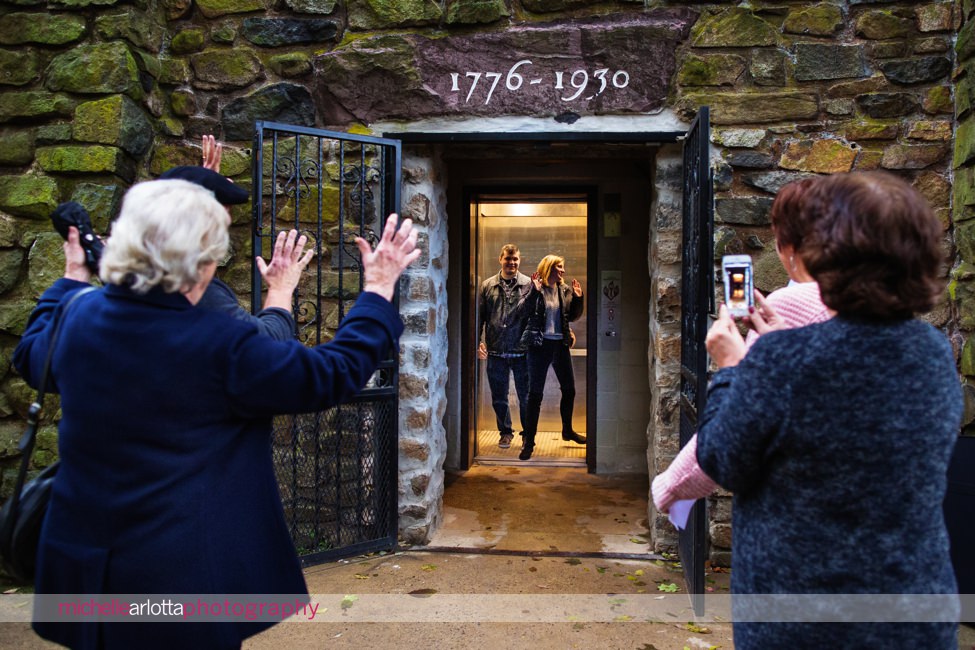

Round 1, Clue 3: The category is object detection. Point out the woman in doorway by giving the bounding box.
[518,254,585,461]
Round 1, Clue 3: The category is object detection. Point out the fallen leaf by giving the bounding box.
[657,583,679,593]
[353,574,370,580]
[684,622,712,634]
[629,538,645,544]
[340,595,358,610]
[421,564,437,572]
[613,615,634,622]
[408,588,437,597]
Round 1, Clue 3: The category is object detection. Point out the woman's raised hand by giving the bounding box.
[571,278,582,297]
[357,213,422,302]
[201,135,222,172]
[530,272,542,291]
[706,304,747,369]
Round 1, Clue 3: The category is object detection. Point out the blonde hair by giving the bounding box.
[536,254,564,285]
[100,179,230,294]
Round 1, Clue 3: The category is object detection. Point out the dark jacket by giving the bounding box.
[521,282,584,347]
[696,317,961,649]
[198,277,295,341]
[477,272,533,355]
[13,278,402,650]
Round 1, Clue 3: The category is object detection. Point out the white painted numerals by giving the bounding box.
[450,59,629,105]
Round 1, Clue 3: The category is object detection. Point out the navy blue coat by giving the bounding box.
[13,278,403,649]
[697,317,961,649]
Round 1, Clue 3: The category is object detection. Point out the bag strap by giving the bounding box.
[4,287,96,526]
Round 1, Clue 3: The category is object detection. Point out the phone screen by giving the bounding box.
[724,263,753,316]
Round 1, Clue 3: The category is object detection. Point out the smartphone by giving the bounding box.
[722,255,754,318]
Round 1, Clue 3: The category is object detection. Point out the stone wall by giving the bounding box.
[0,1,967,559]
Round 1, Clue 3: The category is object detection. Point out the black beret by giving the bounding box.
[158,166,250,205]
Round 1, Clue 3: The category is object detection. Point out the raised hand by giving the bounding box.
[356,213,421,302]
[477,342,488,360]
[571,278,582,297]
[201,134,222,172]
[257,229,315,312]
[530,272,542,291]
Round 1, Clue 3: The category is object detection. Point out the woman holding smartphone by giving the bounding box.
[699,172,960,649]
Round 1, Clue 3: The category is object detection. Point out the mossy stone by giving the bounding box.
[677,54,746,87]
[855,10,913,40]
[0,49,39,86]
[148,143,198,175]
[348,0,443,29]
[0,129,35,166]
[70,183,122,232]
[845,119,899,141]
[27,232,66,298]
[196,0,267,19]
[49,0,122,6]
[0,175,59,219]
[783,3,843,36]
[955,167,975,216]
[170,89,197,116]
[73,95,153,156]
[278,184,340,225]
[0,249,25,295]
[957,17,975,62]
[680,92,817,125]
[0,293,35,336]
[171,29,205,55]
[95,11,164,53]
[907,120,952,141]
[45,42,143,99]
[285,0,338,13]
[780,139,858,173]
[923,85,953,114]
[445,0,509,25]
[0,12,86,46]
[36,145,134,180]
[36,122,73,144]
[158,57,190,85]
[881,143,947,170]
[268,52,312,77]
[752,239,789,294]
[212,24,238,44]
[190,48,262,88]
[955,119,975,169]
[0,91,74,123]
[691,8,777,48]
[133,50,162,80]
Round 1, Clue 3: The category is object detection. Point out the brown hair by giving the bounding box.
[536,254,565,286]
[770,177,817,251]
[499,243,520,258]
[799,171,944,320]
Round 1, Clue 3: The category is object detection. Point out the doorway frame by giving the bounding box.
[463,186,599,472]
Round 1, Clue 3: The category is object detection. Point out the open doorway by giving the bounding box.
[471,192,592,467]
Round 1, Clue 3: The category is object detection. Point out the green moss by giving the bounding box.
[0,91,74,122]
[677,54,745,86]
[691,8,778,48]
[189,49,262,88]
[0,49,39,86]
[44,42,142,99]
[0,12,86,46]
[36,145,131,177]
[0,175,59,219]
[196,0,266,19]
[171,29,205,55]
[783,3,842,36]
[268,52,312,78]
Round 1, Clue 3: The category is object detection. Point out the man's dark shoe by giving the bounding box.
[562,431,587,444]
[519,433,535,460]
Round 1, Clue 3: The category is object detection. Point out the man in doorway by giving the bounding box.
[477,244,533,449]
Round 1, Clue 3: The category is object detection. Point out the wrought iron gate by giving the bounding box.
[251,121,402,565]
[678,107,713,606]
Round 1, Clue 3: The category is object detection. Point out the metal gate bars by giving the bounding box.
[251,121,402,565]
[679,107,713,607]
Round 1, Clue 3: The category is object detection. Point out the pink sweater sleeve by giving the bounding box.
[651,434,719,514]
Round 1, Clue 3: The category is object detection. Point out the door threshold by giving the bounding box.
[474,457,585,468]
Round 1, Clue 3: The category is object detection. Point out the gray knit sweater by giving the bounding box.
[697,316,962,649]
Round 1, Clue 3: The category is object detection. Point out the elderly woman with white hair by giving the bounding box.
[14,179,419,649]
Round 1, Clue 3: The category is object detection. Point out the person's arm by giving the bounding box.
[223,214,419,416]
[695,338,789,494]
[651,434,719,514]
[477,283,489,359]
[566,279,584,322]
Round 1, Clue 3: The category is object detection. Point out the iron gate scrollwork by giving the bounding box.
[678,107,713,608]
[252,121,402,565]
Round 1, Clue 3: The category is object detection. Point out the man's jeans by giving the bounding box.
[486,354,529,436]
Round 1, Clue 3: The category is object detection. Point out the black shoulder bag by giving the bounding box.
[0,287,95,583]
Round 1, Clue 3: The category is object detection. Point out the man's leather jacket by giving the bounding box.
[477,272,533,355]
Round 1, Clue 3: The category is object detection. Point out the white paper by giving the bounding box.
[668,499,695,530]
